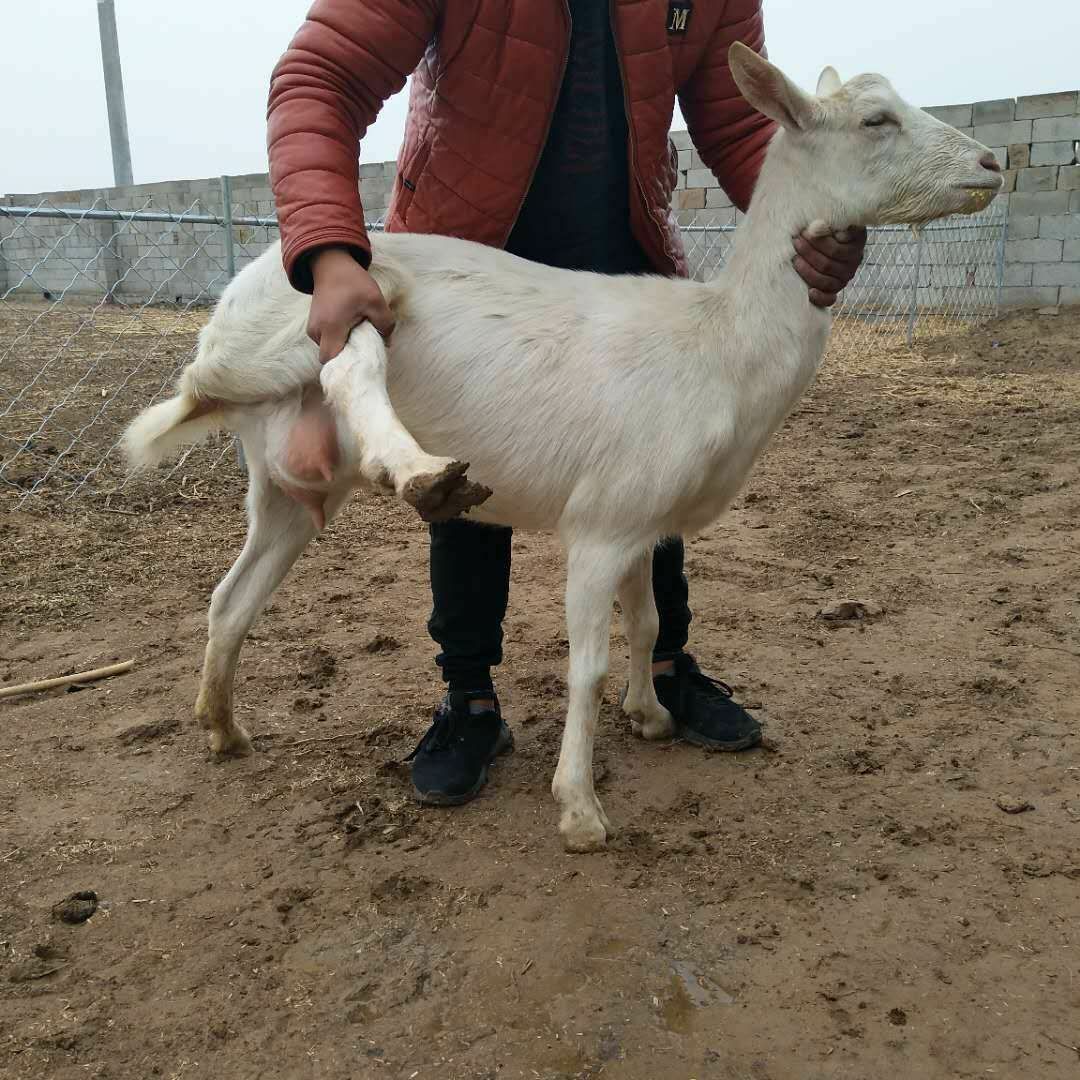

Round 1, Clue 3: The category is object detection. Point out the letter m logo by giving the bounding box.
[667,1,691,34]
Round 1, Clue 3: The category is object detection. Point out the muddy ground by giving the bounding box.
[2,308,1079,1079]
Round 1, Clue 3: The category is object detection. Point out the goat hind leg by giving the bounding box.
[551,542,629,852]
[196,453,342,755]
[321,324,490,521]
[618,550,675,741]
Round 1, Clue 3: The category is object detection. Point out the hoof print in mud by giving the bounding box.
[402,460,492,523]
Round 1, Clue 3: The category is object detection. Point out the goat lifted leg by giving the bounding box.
[321,324,491,522]
[551,541,628,852]
[617,550,675,741]
[196,445,344,754]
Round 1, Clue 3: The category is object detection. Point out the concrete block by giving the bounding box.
[932,264,987,287]
[925,103,973,128]
[1006,215,1039,239]
[689,208,738,227]
[973,98,1015,125]
[1016,166,1060,192]
[675,172,686,190]
[1002,170,1017,193]
[1060,286,1080,306]
[1072,191,1080,213]
[677,149,691,171]
[999,285,1060,307]
[1039,215,1080,240]
[689,149,705,170]
[670,130,692,151]
[1031,141,1077,167]
[1010,190,1071,216]
[922,241,955,266]
[1058,165,1080,190]
[706,187,733,208]
[1033,261,1080,286]
[674,188,705,210]
[685,168,718,189]
[1065,239,1080,261]
[974,120,1032,147]
[1003,263,1033,286]
[1007,143,1030,169]
[1004,238,1063,262]
[1015,91,1079,120]
[359,163,385,179]
[1034,116,1080,142]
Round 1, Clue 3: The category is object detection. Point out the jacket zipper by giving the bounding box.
[503,0,571,243]
[609,0,677,271]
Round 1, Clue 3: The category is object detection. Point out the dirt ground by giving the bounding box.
[2,307,1079,1080]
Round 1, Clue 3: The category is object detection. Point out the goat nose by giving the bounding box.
[980,152,1002,173]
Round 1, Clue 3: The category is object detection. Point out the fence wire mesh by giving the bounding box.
[1,188,1006,508]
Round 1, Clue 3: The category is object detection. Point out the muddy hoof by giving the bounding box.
[402,460,492,522]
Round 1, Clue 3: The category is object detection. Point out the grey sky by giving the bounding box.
[2,0,1076,196]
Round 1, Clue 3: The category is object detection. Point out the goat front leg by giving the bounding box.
[551,542,628,852]
[618,550,674,741]
[320,324,491,522]
[196,449,345,755]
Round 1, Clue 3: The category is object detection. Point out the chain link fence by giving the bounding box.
[1,187,1006,508]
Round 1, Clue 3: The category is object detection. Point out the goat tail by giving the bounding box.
[122,383,224,470]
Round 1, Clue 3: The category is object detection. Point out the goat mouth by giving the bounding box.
[956,180,1003,191]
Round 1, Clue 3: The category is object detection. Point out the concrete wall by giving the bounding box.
[926,92,1078,307]
[672,91,1080,309]
[2,88,1077,308]
[0,166,395,302]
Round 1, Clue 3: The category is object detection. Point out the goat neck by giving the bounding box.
[717,128,843,320]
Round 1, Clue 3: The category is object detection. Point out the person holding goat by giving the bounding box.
[265,0,867,805]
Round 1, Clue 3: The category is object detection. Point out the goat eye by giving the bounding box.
[862,115,892,128]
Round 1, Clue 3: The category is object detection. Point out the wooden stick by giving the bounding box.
[0,659,135,701]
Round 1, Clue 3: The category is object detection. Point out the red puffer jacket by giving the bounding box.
[268,0,775,291]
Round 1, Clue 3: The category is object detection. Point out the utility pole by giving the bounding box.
[96,0,134,187]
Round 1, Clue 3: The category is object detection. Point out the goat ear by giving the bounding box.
[816,65,842,97]
[728,41,820,132]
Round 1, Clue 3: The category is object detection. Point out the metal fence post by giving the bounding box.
[220,175,236,281]
[994,209,1008,315]
[220,175,245,472]
[906,230,923,347]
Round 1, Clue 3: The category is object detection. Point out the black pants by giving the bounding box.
[429,521,691,692]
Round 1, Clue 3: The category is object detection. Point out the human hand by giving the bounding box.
[792,226,867,308]
[308,247,395,362]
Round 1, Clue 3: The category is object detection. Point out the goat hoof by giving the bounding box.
[560,813,609,853]
[629,707,675,741]
[207,722,252,757]
[402,460,492,522]
[558,803,610,853]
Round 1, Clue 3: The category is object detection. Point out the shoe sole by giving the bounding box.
[411,724,515,807]
[676,723,762,752]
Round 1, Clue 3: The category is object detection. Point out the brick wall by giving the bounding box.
[2,90,1077,308]
[0,167,395,302]
[671,91,1079,309]
[922,91,1080,308]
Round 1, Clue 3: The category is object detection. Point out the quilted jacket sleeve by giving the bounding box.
[677,0,777,213]
[267,0,439,292]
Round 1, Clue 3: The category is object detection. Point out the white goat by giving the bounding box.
[124,45,1001,852]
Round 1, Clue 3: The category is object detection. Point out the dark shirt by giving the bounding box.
[505,0,652,274]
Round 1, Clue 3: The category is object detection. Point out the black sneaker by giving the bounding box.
[406,692,514,806]
[653,652,762,751]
